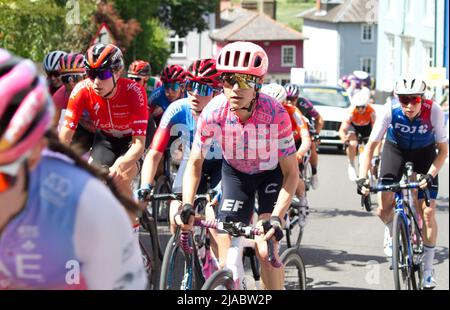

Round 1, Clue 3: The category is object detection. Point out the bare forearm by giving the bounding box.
[315,116,324,133]
[140,149,163,187]
[359,141,379,178]
[118,138,145,167]
[273,168,299,218]
[182,158,203,205]
[58,127,75,145]
[427,143,448,177]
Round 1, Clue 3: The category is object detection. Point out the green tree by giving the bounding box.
[158,0,219,37]
[0,0,97,62]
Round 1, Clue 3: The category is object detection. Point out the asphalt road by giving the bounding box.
[146,147,449,290]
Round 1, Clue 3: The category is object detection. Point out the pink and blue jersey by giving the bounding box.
[194,93,296,174]
[0,152,146,290]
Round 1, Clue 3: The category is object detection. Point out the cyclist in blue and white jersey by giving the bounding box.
[357,76,448,289]
[0,49,146,290]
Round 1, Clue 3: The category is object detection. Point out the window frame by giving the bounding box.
[281,45,296,67]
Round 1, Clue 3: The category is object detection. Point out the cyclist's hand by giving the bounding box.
[174,203,195,231]
[134,184,153,202]
[262,216,284,242]
[296,151,303,163]
[356,178,369,196]
[418,174,434,190]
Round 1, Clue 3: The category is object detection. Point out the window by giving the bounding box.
[424,0,435,24]
[168,33,186,57]
[361,57,374,75]
[282,46,296,67]
[406,0,413,19]
[387,0,395,18]
[387,34,395,78]
[402,38,414,75]
[361,24,374,42]
[423,43,434,69]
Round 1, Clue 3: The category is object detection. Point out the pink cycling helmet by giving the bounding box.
[0,49,54,166]
[216,41,268,78]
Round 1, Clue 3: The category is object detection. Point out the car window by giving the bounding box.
[301,87,351,108]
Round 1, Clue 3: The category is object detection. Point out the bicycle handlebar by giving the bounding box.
[367,182,431,207]
[193,219,282,268]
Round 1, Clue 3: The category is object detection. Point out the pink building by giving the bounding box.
[211,8,306,84]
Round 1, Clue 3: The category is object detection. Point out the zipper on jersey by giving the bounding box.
[106,99,114,132]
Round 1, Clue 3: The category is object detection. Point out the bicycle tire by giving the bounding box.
[280,248,307,290]
[285,207,304,248]
[392,212,414,290]
[201,268,234,290]
[152,176,172,223]
[160,234,203,290]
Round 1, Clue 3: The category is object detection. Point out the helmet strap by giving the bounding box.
[103,73,118,98]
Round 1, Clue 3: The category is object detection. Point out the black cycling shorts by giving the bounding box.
[72,125,95,155]
[217,160,283,225]
[90,131,143,172]
[379,140,438,199]
[348,124,372,140]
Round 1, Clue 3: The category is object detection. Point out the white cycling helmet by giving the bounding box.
[261,83,287,103]
[394,76,427,96]
[352,90,370,107]
[43,50,67,73]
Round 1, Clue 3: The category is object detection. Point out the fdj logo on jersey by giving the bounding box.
[394,123,429,134]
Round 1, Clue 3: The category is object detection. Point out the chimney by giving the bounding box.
[241,0,276,19]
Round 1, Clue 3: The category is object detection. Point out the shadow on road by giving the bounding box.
[311,208,375,218]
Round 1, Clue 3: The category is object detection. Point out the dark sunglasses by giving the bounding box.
[61,74,85,84]
[164,82,181,91]
[46,71,60,78]
[130,76,143,82]
[356,106,367,110]
[399,95,422,106]
[286,96,298,102]
[222,73,257,90]
[185,80,214,97]
[87,69,114,81]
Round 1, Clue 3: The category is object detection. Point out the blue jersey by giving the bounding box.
[149,86,171,111]
[370,99,447,150]
[0,152,146,289]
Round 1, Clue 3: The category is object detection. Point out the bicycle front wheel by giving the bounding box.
[280,248,307,290]
[392,212,414,290]
[201,268,234,290]
[159,234,203,290]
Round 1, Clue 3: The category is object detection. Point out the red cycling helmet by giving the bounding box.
[186,59,222,88]
[85,43,124,71]
[128,60,151,78]
[160,64,186,83]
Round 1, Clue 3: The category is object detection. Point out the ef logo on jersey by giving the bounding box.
[394,123,429,134]
[221,200,244,212]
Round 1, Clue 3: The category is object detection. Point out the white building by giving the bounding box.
[166,13,216,68]
[376,0,446,94]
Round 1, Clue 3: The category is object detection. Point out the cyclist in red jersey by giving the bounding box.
[59,43,148,199]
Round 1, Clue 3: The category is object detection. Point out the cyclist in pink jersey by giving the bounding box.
[177,41,299,290]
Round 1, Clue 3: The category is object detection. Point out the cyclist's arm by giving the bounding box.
[359,102,392,179]
[182,144,205,205]
[296,115,311,158]
[75,178,147,290]
[113,136,146,169]
[427,103,449,178]
[59,83,86,144]
[273,153,299,219]
[339,116,352,142]
[314,113,324,133]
